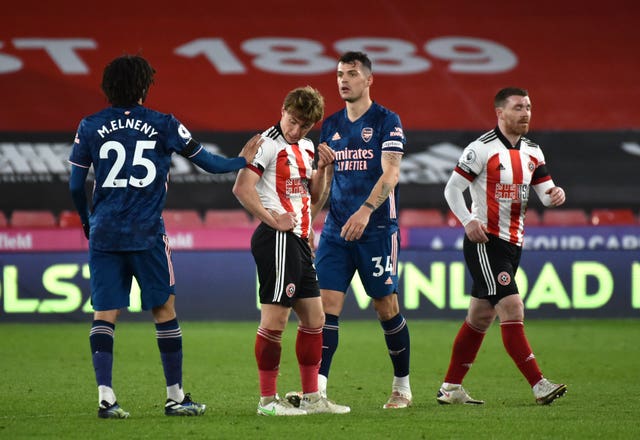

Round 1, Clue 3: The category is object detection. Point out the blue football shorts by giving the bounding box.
[89,234,176,311]
[315,230,400,298]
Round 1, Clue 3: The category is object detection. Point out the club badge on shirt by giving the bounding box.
[361,127,373,142]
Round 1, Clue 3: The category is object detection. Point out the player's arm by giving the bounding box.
[364,151,401,208]
[533,180,566,207]
[310,142,334,206]
[232,168,296,232]
[311,165,332,221]
[314,128,334,216]
[68,163,91,239]
[340,151,401,241]
[308,143,334,252]
[531,162,565,207]
[444,171,488,243]
[188,134,262,173]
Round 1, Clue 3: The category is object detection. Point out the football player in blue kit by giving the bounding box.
[312,51,412,409]
[68,54,260,419]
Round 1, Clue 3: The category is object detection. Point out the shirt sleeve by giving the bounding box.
[444,171,473,226]
[68,121,92,168]
[381,113,405,154]
[246,136,275,176]
[453,141,484,181]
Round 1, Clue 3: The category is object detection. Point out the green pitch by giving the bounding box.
[0,319,637,439]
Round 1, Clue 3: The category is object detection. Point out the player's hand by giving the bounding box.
[239,134,263,164]
[545,186,566,207]
[82,222,90,240]
[274,211,297,232]
[340,206,371,241]
[316,142,335,169]
[465,219,488,243]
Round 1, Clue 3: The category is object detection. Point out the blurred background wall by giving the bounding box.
[1,0,639,321]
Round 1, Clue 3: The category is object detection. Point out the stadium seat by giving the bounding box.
[204,209,255,227]
[446,209,541,227]
[399,209,445,227]
[162,209,203,228]
[525,209,542,226]
[10,210,57,227]
[58,210,83,228]
[590,208,635,226]
[446,211,463,228]
[542,209,589,226]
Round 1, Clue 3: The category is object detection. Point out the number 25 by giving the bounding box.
[100,140,157,188]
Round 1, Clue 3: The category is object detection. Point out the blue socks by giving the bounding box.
[319,314,339,378]
[90,320,115,387]
[156,318,183,387]
[381,314,411,377]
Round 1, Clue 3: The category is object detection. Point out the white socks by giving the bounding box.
[392,375,412,396]
[318,374,328,398]
[98,385,116,406]
[167,383,185,403]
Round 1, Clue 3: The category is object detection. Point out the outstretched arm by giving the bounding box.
[189,134,262,173]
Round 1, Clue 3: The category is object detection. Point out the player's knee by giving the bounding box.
[373,296,399,321]
[298,311,325,329]
[152,302,177,323]
[468,315,493,331]
[321,290,345,314]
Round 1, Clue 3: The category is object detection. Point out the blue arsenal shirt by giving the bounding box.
[320,102,405,240]
[69,105,194,251]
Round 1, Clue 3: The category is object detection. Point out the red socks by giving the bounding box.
[255,326,323,397]
[500,320,543,386]
[444,321,486,384]
[296,326,323,394]
[255,328,282,397]
[444,320,544,388]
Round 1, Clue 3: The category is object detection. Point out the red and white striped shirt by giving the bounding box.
[454,128,552,245]
[247,125,315,239]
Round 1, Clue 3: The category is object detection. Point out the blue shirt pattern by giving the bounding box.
[320,102,405,240]
[69,105,193,251]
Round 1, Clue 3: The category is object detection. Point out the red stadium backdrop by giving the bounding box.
[1,1,640,322]
[1,0,639,132]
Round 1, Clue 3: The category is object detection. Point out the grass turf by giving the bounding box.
[0,319,638,439]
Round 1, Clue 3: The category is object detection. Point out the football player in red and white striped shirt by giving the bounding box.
[437,87,568,406]
[233,86,349,416]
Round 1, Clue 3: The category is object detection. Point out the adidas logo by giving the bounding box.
[331,132,341,141]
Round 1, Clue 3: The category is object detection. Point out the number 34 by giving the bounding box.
[371,256,393,277]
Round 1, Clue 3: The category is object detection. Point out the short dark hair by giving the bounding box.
[101,54,156,107]
[494,87,528,108]
[338,51,372,73]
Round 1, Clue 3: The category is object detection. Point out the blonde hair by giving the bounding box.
[283,86,325,124]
